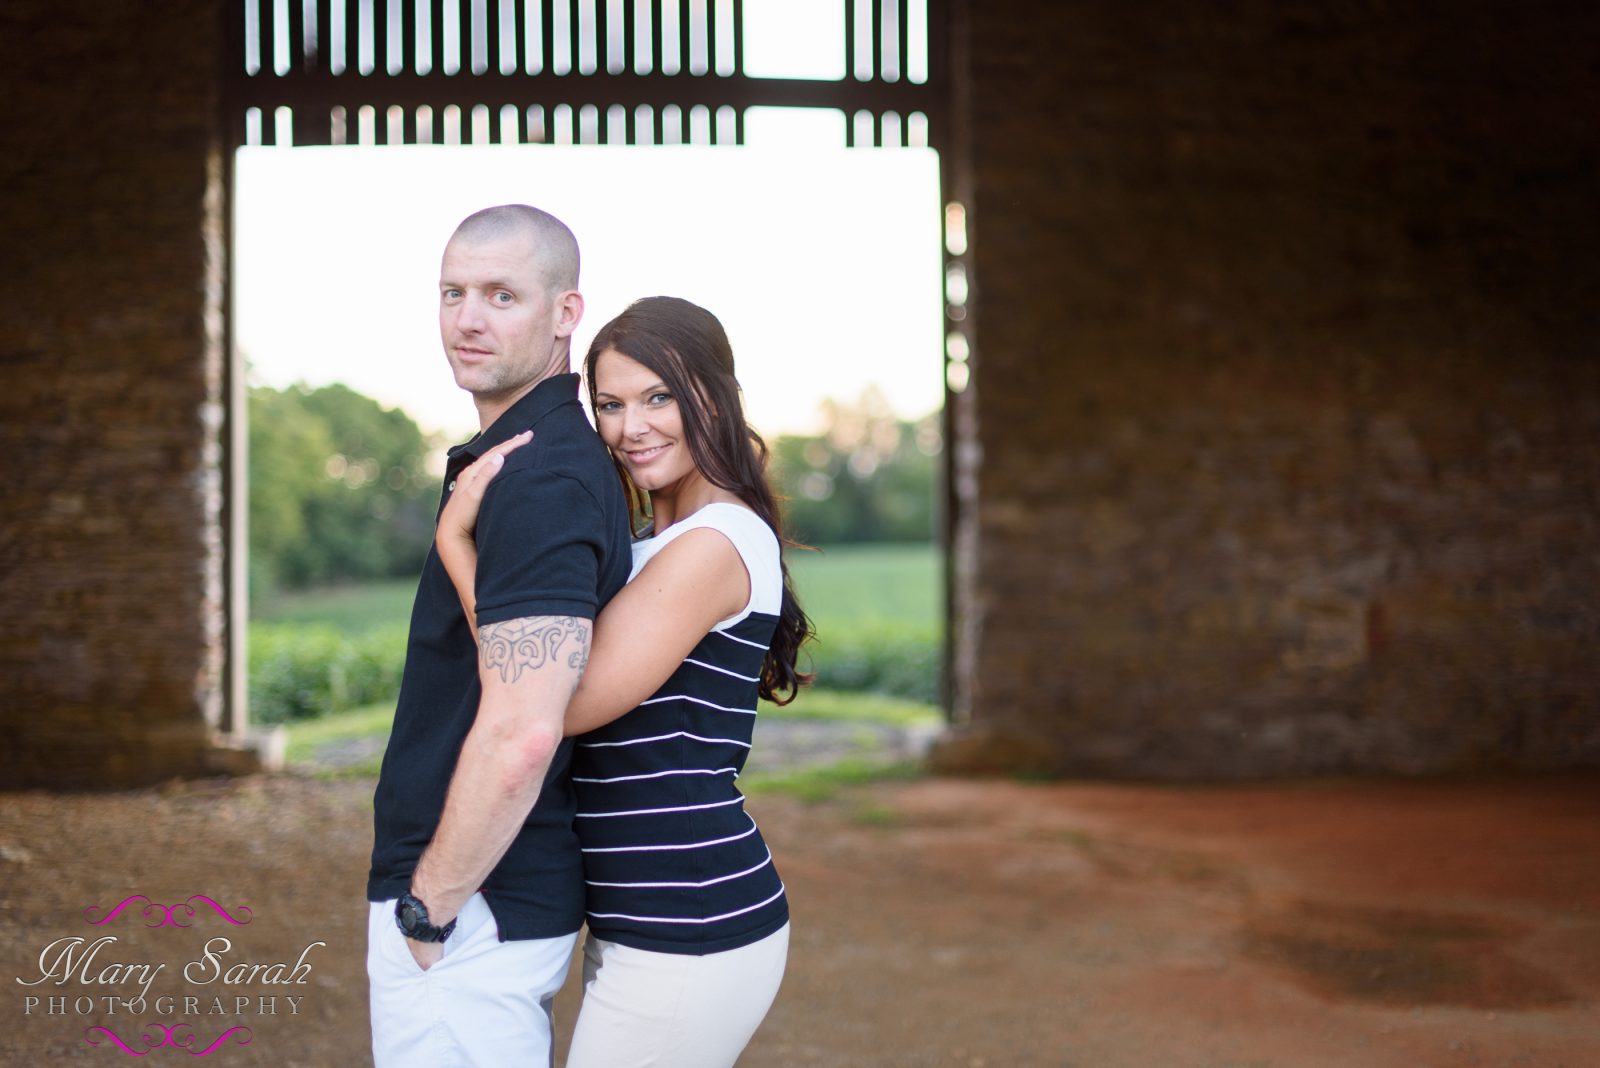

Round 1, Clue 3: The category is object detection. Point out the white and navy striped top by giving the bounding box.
[572,502,789,955]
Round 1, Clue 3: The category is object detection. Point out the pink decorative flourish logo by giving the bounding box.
[83,895,253,928]
[84,1024,252,1056]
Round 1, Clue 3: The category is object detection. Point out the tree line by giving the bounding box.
[248,382,937,598]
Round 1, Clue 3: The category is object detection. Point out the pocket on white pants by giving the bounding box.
[372,892,491,978]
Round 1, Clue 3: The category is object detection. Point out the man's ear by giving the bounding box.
[554,289,584,339]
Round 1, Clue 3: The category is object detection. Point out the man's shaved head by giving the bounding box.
[449,204,580,293]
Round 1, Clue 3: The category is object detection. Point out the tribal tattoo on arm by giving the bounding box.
[478,616,592,685]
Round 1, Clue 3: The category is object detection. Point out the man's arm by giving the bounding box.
[404,613,590,968]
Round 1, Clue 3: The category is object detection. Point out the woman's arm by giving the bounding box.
[564,527,749,735]
[436,431,753,736]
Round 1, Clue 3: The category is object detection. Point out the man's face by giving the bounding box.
[438,232,566,407]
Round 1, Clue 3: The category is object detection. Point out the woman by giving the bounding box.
[436,295,812,1067]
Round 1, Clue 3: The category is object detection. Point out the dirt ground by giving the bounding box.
[2,771,1597,1067]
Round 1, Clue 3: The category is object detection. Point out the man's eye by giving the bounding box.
[442,289,461,300]
[494,292,513,303]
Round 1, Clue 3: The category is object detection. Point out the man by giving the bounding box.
[366,205,632,1067]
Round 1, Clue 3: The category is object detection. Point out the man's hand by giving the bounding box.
[406,937,444,972]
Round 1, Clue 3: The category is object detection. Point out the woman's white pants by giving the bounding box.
[565,922,789,1068]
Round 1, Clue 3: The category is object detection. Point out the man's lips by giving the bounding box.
[453,344,493,360]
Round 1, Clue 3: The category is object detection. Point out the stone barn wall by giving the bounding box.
[939,0,1600,776]
[0,1,233,788]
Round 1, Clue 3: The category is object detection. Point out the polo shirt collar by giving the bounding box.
[447,372,581,468]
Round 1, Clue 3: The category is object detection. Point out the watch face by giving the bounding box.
[400,902,421,930]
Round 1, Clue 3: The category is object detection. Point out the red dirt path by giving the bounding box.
[2,773,1596,1066]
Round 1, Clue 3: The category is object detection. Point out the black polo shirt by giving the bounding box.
[367,372,632,940]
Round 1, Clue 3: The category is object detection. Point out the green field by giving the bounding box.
[251,543,944,722]
[252,580,418,633]
[254,543,941,634]
[786,544,940,632]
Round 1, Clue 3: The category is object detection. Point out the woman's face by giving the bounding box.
[592,348,698,494]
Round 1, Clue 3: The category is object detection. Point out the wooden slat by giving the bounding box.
[876,0,889,82]
[398,0,416,76]
[285,0,305,78]
[541,0,556,77]
[482,0,499,76]
[650,0,663,75]
[316,0,338,73]
[704,0,716,76]
[516,0,532,73]
[897,0,909,83]
[617,0,630,73]
[310,0,331,71]
[676,0,689,78]
[370,0,387,74]
[427,0,444,75]
[843,0,855,86]
[341,0,361,74]
[268,0,285,79]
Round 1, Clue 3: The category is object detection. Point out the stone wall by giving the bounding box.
[0,1,231,788]
[938,1,1600,776]
[3,2,1594,787]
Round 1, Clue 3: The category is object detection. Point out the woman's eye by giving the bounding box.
[597,401,620,413]
[648,392,673,406]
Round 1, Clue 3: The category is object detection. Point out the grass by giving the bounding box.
[283,702,397,767]
[759,688,940,727]
[253,544,942,636]
[259,549,934,757]
[252,579,417,634]
[785,543,939,631]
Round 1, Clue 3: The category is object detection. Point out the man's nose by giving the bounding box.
[456,293,488,333]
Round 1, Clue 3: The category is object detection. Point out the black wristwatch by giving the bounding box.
[395,891,456,944]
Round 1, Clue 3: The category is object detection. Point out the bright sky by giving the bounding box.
[234,119,943,442]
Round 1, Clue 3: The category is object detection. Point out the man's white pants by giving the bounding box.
[367,893,576,1068]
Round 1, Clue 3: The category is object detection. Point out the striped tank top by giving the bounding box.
[572,502,789,954]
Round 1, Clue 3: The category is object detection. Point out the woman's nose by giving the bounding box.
[622,406,648,438]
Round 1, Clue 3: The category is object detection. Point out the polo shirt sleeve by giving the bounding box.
[472,468,606,625]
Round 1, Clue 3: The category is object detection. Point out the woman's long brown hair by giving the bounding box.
[584,296,815,704]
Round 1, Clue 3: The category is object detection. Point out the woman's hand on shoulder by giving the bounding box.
[437,430,533,549]
[437,430,531,633]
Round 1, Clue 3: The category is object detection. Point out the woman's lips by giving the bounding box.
[625,444,670,464]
